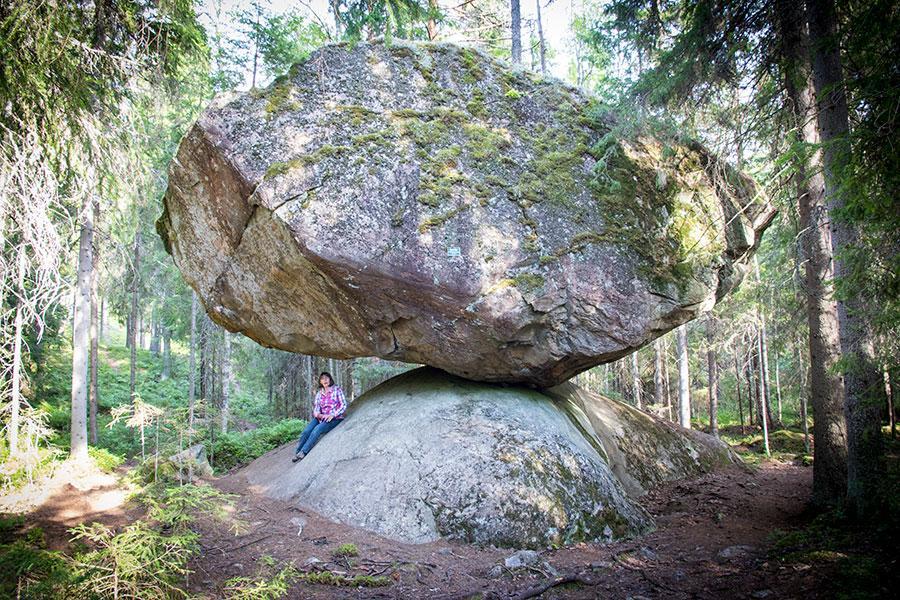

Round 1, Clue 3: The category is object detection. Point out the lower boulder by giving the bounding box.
[241,367,734,548]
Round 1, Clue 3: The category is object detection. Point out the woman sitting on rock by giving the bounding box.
[292,372,346,462]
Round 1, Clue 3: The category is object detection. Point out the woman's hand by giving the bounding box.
[324,415,333,422]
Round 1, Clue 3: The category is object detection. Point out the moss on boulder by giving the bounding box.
[159,41,774,387]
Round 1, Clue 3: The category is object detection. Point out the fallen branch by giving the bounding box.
[512,574,593,600]
[221,533,273,553]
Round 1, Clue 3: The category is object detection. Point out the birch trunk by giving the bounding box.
[631,352,641,409]
[221,333,232,433]
[70,196,93,461]
[707,316,719,438]
[676,325,690,428]
[734,351,745,435]
[129,231,140,404]
[9,246,26,457]
[89,198,100,446]
[535,0,547,75]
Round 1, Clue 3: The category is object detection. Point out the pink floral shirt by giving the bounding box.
[314,385,347,420]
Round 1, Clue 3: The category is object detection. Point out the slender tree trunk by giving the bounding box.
[775,354,783,424]
[187,294,197,482]
[775,0,847,508]
[70,196,93,461]
[510,0,522,64]
[707,316,719,438]
[807,0,883,518]
[267,359,274,412]
[129,231,140,404]
[653,339,664,413]
[149,308,160,355]
[9,246,26,457]
[221,333,232,433]
[734,351,745,435]
[885,367,895,439]
[138,310,144,350]
[89,198,100,446]
[663,340,672,420]
[676,324,691,428]
[631,352,641,409]
[797,342,811,453]
[161,327,171,380]
[758,326,771,456]
[251,2,260,88]
[426,0,438,40]
[99,296,104,344]
[535,0,547,75]
[330,0,343,38]
[745,349,755,427]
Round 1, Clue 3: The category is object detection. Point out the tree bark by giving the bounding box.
[745,348,755,427]
[630,352,641,409]
[149,308,160,355]
[89,197,100,446]
[129,231,140,404]
[734,351,745,435]
[70,196,93,461]
[807,0,884,517]
[161,327,171,380]
[138,309,144,350]
[884,367,894,439]
[676,324,691,428]
[221,332,232,433]
[798,343,811,453]
[8,246,26,457]
[510,0,522,64]
[707,316,719,438]
[427,0,438,40]
[535,0,547,75]
[775,353,783,424]
[757,326,771,456]
[187,294,197,482]
[653,339,664,412]
[775,0,847,507]
[662,339,672,421]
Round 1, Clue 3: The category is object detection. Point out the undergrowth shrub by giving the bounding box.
[88,447,125,473]
[224,562,299,599]
[209,419,305,472]
[69,521,197,599]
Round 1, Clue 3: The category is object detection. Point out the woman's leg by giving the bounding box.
[295,419,318,454]
[298,419,341,455]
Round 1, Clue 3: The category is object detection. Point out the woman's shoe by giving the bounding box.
[292,451,305,463]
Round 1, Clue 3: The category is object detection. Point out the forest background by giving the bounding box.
[0,0,897,524]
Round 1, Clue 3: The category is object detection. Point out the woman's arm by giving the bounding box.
[334,386,347,417]
[323,386,347,421]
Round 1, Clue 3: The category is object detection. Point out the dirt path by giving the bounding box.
[187,460,820,599]
[2,461,133,551]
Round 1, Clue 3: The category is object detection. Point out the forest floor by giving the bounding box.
[16,445,895,599]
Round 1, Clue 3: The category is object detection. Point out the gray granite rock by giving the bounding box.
[240,368,735,548]
[158,41,774,387]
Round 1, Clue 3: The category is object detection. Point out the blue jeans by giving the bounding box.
[295,418,341,455]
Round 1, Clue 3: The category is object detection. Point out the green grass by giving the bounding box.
[333,542,359,558]
[32,326,299,469]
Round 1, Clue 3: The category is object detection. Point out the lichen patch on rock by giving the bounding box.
[159,40,775,386]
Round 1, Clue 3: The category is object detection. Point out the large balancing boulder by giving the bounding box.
[240,368,735,548]
[158,41,774,387]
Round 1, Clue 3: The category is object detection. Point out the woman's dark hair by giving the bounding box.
[318,372,335,389]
